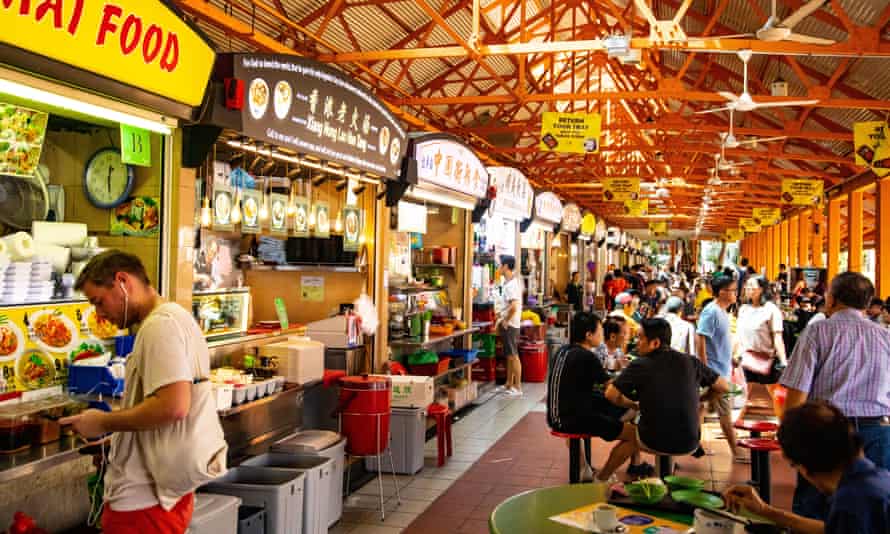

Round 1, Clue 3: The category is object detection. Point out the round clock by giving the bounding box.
[83,147,135,208]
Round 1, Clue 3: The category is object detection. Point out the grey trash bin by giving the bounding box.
[365,407,426,475]
[200,466,304,534]
[237,506,265,534]
[187,493,241,534]
[272,430,346,527]
[241,453,334,534]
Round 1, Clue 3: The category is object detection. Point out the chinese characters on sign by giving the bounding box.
[533,192,563,225]
[488,167,533,221]
[415,137,488,198]
[561,204,582,233]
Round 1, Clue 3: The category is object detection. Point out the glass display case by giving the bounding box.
[192,288,251,340]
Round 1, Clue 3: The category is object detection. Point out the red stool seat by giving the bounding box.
[427,403,453,467]
[550,430,595,483]
[738,438,782,452]
[738,437,781,504]
[550,430,593,440]
[734,420,779,434]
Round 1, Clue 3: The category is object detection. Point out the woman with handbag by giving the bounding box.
[735,276,788,420]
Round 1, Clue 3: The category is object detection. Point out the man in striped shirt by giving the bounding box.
[780,271,890,520]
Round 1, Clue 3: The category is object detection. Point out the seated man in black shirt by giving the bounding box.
[595,318,730,481]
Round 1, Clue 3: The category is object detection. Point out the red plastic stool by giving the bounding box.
[550,430,594,484]
[428,403,453,467]
[734,420,778,438]
[738,437,782,504]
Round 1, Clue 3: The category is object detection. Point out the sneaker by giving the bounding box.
[580,463,595,482]
[506,388,523,397]
[626,462,655,478]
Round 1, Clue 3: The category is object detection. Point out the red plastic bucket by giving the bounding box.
[519,342,548,382]
[339,375,391,455]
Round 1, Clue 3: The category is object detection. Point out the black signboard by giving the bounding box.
[230,54,407,178]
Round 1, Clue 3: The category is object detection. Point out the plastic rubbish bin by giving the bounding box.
[272,431,346,527]
[200,466,304,534]
[365,407,426,475]
[241,453,334,534]
[237,506,265,534]
[187,493,241,534]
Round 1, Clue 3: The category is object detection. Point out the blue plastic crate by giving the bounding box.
[68,366,125,397]
[438,349,480,364]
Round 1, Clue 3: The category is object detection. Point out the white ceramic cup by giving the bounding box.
[693,509,736,534]
[594,503,620,531]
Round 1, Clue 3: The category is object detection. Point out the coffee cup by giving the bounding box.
[594,503,620,531]
[693,509,736,534]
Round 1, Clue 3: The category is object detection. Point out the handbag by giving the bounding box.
[741,349,776,376]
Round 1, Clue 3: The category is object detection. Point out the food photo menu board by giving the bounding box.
[231,54,408,178]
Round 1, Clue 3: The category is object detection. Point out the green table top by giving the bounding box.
[489,484,693,533]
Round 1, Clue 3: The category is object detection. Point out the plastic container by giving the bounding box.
[519,342,548,382]
[245,382,259,402]
[67,365,125,397]
[232,385,248,405]
[520,324,547,342]
[213,384,234,412]
[365,407,426,475]
[259,339,325,385]
[237,506,265,534]
[200,466,305,534]
[409,357,450,376]
[272,433,346,527]
[242,453,335,534]
[439,349,479,364]
[339,375,391,456]
[186,493,241,534]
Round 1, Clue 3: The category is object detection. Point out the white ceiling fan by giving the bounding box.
[720,108,787,149]
[757,0,835,45]
[696,49,819,114]
[634,0,750,43]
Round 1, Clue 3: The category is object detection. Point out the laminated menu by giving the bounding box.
[549,503,690,533]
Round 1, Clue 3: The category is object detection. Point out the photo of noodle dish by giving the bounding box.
[84,306,119,340]
[30,309,79,353]
[274,81,292,120]
[249,78,270,120]
[0,317,24,362]
[16,350,55,390]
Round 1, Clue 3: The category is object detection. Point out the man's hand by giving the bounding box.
[59,409,108,440]
[724,485,769,517]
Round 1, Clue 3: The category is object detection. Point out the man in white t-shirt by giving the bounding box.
[61,250,224,533]
[498,255,523,396]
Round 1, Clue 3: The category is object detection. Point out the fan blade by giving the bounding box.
[736,136,787,146]
[753,99,819,109]
[785,32,836,45]
[633,0,659,26]
[780,0,828,29]
[718,91,739,102]
[688,33,754,41]
[694,107,732,114]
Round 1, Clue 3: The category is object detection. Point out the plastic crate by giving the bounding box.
[439,349,479,364]
[68,366,125,397]
[472,333,497,355]
[409,357,451,376]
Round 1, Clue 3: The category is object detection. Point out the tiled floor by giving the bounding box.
[331,384,796,533]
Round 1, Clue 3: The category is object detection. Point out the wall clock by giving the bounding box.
[83,147,135,208]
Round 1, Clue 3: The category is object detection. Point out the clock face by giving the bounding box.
[84,148,133,208]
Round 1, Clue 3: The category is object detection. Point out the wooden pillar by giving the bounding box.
[828,197,842,282]
[755,232,763,272]
[779,220,789,271]
[799,210,811,267]
[789,217,799,268]
[773,224,782,277]
[812,207,825,268]
[879,179,890,297]
[848,191,864,273]
[765,226,775,279]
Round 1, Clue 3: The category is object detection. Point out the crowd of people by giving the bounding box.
[547,260,890,533]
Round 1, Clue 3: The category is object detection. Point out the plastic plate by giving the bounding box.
[671,489,724,510]
[663,475,705,490]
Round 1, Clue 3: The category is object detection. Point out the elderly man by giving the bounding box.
[660,296,696,356]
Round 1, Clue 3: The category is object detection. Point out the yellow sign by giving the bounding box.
[580,213,596,235]
[782,179,823,206]
[725,228,744,241]
[603,178,640,202]
[551,503,690,533]
[649,221,667,236]
[853,121,890,177]
[539,111,602,154]
[739,218,761,233]
[752,207,781,227]
[1,1,215,107]
[623,199,648,217]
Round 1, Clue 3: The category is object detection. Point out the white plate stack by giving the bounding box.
[28,259,54,302]
[2,262,32,304]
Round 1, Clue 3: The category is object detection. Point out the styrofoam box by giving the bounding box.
[373,374,434,408]
[260,339,325,385]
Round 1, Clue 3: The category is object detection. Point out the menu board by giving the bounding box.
[0,103,49,178]
[487,167,533,221]
[603,178,640,202]
[241,189,263,233]
[232,54,407,178]
[292,196,310,237]
[343,206,362,251]
[0,302,122,392]
[313,201,331,238]
[533,192,563,225]
[752,207,780,227]
[782,179,823,206]
[414,135,488,198]
[269,193,288,235]
[561,204,582,233]
[213,184,234,231]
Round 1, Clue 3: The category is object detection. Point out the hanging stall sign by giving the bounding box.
[623,199,649,217]
[241,189,262,234]
[0,103,48,178]
[739,218,761,233]
[539,111,602,154]
[269,193,288,235]
[343,206,362,251]
[212,184,234,232]
[313,201,331,238]
[603,178,640,202]
[561,203,582,233]
[781,179,823,206]
[520,224,546,250]
[853,121,890,177]
[752,207,781,227]
[0,0,215,109]
[487,167,533,220]
[594,219,607,241]
[413,134,488,198]
[725,228,744,241]
[580,213,597,237]
[533,192,563,225]
[649,221,668,237]
[291,196,309,237]
[231,54,407,177]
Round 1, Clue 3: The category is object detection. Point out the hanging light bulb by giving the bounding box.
[200,197,212,228]
[231,191,242,224]
[334,210,343,233]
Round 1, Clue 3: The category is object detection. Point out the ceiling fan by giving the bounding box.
[756,0,835,45]
[696,49,819,114]
[634,0,750,43]
[720,108,787,149]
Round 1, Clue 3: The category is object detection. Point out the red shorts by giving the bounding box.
[102,493,194,534]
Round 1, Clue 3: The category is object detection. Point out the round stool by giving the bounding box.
[550,430,594,483]
[428,403,453,467]
[738,437,782,504]
[734,420,778,438]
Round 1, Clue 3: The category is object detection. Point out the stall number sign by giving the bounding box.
[120,125,151,166]
[853,121,890,177]
[534,192,563,225]
[488,167,533,220]
[752,207,780,227]
[603,178,640,202]
[416,138,488,198]
[782,179,823,206]
[539,111,602,154]
[1,0,215,107]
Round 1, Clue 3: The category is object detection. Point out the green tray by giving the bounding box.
[671,489,724,510]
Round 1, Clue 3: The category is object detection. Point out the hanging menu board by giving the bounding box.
[414,134,488,198]
[487,167,533,221]
[533,192,563,225]
[561,203,582,233]
[231,54,407,177]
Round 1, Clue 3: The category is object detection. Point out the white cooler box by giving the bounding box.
[375,374,435,408]
[260,338,325,385]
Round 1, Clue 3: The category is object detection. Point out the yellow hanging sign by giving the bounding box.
[649,221,668,236]
[539,111,602,154]
[725,228,744,241]
[781,179,823,206]
[739,218,761,233]
[603,178,640,202]
[623,199,649,217]
[752,207,781,227]
[853,121,890,177]
[580,213,596,236]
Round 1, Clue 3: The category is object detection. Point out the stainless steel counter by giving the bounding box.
[0,435,105,484]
